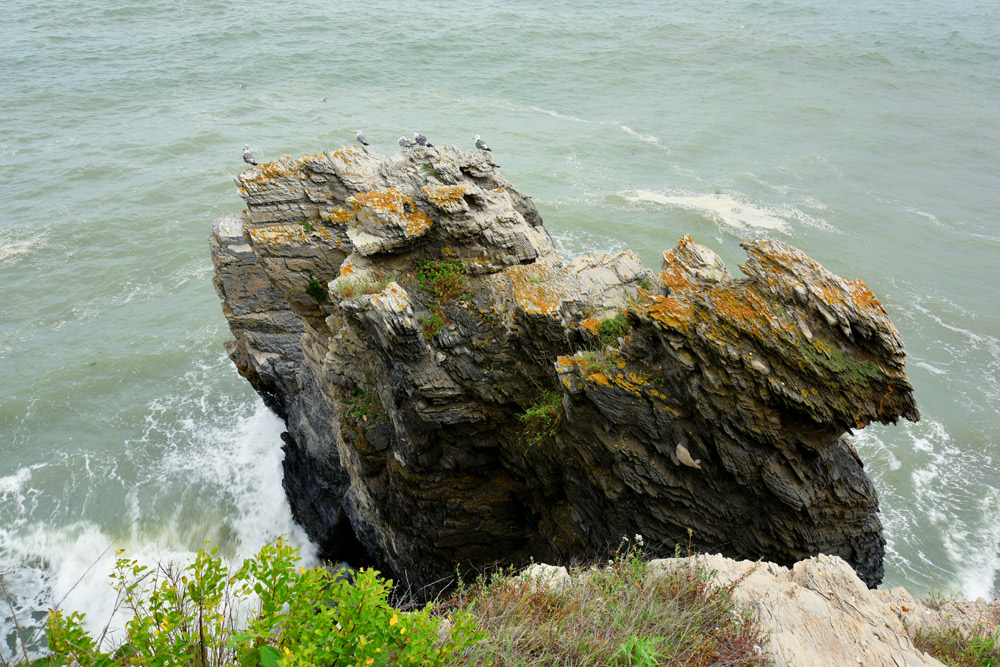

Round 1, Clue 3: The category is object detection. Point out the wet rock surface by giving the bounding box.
[210,144,918,593]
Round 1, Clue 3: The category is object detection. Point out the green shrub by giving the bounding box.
[305,274,327,302]
[912,624,1000,667]
[597,312,630,347]
[41,538,483,667]
[415,261,468,303]
[519,391,563,448]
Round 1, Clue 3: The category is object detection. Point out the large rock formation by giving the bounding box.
[210,144,919,592]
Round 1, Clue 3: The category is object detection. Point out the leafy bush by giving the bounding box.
[596,312,630,347]
[518,391,563,449]
[39,538,483,667]
[305,274,327,303]
[415,261,468,303]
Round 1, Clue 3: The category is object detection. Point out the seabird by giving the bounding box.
[474,134,491,152]
[413,132,434,148]
[356,130,369,146]
[242,144,257,166]
[398,136,416,150]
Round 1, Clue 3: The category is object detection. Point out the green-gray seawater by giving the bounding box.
[2,0,998,652]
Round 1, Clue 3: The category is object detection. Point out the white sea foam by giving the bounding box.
[0,230,47,262]
[550,227,627,262]
[0,393,315,656]
[618,125,671,153]
[857,418,1000,599]
[626,189,789,232]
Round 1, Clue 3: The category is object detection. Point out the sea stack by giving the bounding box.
[211,144,919,594]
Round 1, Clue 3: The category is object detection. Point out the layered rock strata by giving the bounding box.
[210,144,919,592]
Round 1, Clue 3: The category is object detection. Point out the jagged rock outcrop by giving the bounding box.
[210,144,919,592]
[525,553,969,667]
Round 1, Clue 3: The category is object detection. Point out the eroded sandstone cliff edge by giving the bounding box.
[210,144,919,591]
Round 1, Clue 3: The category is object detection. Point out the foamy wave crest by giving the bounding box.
[0,229,48,262]
[1,373,315,655]
[618,125,671,153]
[550,227,627,262]
[626,190,789,232]
[855,419,1000,599]
[495,100,590,123]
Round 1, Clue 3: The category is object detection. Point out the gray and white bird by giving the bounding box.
[413,132,434,148]
[398,136,416,150]
[242,144,257,166]
[474,134,491,152]
[356,130,369,146]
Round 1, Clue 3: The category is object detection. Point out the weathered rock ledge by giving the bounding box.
[525,553,999,667]
[210,144,919,593]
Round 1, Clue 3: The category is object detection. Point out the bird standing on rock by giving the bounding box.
[413,132,434,147]
[356,130,369,146]
[474,135,491,152]
[242,144,257,166]
[398,136,416,150]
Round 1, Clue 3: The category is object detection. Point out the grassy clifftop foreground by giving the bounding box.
[3,539,997,667]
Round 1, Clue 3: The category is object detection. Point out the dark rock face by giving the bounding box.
[209,145,918,592]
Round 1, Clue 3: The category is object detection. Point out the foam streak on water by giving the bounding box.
[2,0,999,644]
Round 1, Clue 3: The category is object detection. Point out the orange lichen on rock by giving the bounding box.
[847,279,883,311]
[421,184,469,208]
[321,207,354,224]
[350,187,433,236]
[238,156,305,187]
[646,295,694,328]
[505,265,562,315]
[247,222,331,246]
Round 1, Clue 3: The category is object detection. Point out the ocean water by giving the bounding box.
[2,0,998,654]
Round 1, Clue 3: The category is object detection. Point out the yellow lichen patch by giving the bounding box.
[238,156,305,187]
[340,264,354,276]
[421,184,469,207]
[298,153,327,163]
[350,187,433,236]
[504,264,562,315]
[646,295,693,328]
[847,279,883,311]
[246,222,330,247]
[580,316,602,334]
[331,146,366,164]
[321,207,354,224]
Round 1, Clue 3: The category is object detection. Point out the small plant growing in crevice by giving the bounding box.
[416,260,469,303]
[518,391,563,449]
[334,269,392,300]
[419,308,447,340]
[299,218,317,233]
[576,349,614,376]
[341,386,386,427]
[596,312,630,347]
[415,260,469,341]
[305,273,327,302]
[422,163,442,179]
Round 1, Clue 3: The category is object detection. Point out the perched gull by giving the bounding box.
[474,134,491,152]
[398,136,416,150]
[356,130,369,146]
[242,144,257,166]
[413,132,434,148]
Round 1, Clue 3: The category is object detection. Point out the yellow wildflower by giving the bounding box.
[389,614,398,627]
